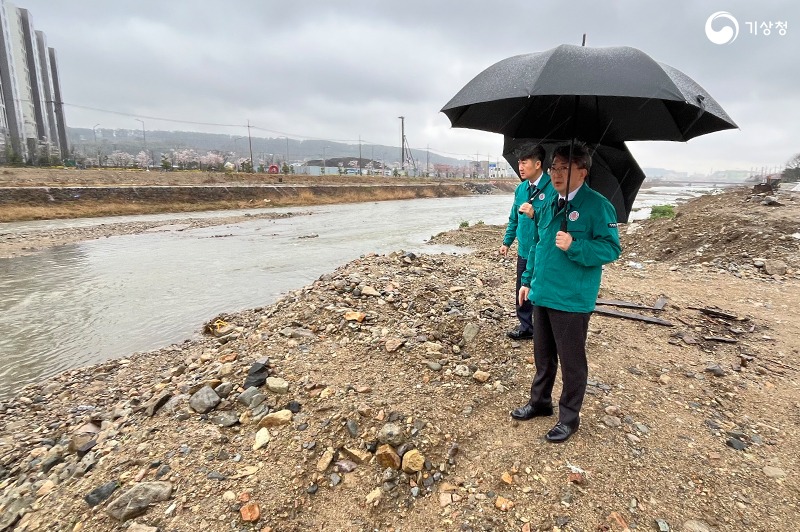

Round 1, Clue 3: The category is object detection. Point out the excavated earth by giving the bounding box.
[0,187,798,531]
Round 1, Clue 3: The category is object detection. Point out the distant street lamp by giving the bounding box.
[322,146,327,176]
[93,123,100,167]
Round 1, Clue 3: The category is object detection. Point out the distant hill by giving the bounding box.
[66,127,469,169]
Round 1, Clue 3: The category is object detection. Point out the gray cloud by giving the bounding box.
[19,0,800,171]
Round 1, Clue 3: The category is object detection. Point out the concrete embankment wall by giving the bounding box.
[0,183,483,206]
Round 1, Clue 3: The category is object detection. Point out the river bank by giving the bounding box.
[1,188,798,531]
[0,168,515,224]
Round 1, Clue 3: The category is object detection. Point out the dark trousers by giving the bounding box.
[515,255,533,332]
[529,305,591,427]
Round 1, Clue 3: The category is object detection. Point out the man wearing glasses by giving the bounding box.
[498,144,551,341]
[512,142,621,443]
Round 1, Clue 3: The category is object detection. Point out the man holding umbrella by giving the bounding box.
[499,143,551,340]
[513,142,621,443]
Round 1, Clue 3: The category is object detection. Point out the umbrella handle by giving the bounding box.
[560,218,568,233]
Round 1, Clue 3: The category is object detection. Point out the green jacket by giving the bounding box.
[523,184,621,313]
[502,174,552,259]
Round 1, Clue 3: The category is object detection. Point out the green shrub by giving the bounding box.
[650,205,675,219]
[476,220,485,225]
[459,220,469,228]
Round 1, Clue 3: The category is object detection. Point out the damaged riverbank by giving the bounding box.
[0,188,798,531]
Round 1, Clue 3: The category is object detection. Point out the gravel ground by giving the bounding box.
[0,188,798,531]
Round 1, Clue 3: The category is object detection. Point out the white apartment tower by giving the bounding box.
[0,0,66,162]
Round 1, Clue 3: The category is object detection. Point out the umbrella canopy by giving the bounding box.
[442,44,737,143]
[503,138,646,223]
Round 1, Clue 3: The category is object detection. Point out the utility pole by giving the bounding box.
[135,119,147,170]
[398,116,405,171]
[371,145,374,176]
[247,120,254,172]
[285,137,289,166]
[322,146,327,176]
[358,135,362,176]
[426,145,430,177]
[93,123,100,166]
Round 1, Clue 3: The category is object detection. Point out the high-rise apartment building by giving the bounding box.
[0,0,66,162]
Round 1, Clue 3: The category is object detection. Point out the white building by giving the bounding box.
[0,0,65,162]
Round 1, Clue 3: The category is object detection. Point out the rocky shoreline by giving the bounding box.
[1,188,798,531]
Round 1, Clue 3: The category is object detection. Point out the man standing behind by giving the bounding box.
[513,143,621,443]
[499,144,551,341]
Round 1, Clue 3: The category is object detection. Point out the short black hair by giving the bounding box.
[552,142,592,171]
[517,143,546,164]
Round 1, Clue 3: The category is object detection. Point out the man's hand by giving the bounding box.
[555,231,573,251]
[499,244,509,257]
[518,202,534,219]
[518,286,529,306]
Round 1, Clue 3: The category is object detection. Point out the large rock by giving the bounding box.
[401,449,425,473]
[258,409,292,428]
[106,482,172,521]
[189,386,220,413]
[764,260,787,276]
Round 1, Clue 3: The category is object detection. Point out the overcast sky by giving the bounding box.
[18,0,800,173]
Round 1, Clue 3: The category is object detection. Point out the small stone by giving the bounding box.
[385,338,405,352]
[656,519,670,532]
[365,487,383,505]
[341,447,371,464]
[345,419,360,437]
[240,502,260,522]
[427,361,442,371]
[462,323,480,343]
[258,409,292,427]
[358,285,380,297]
[376,445,401,470]
[189,386,220,414]
[344,311,366,322]
[266,377,289,394]
[209,411,239,427]
[453,364,471,377]
[472,370,490,383]
[501,471,513,484]
[401,449,425,473]
[726,438,748,451]
[253,428,271,450]
[85,480,119,507]
[658,374,671,385]
[602,415,622,428]
[377,423,405,446]
[495,496,515,511]
[317,450,334,472]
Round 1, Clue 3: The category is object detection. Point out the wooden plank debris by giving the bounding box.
[688,306,746,321]
[702,336,738,343]
[593,306,674,326]
[596,297,668,311]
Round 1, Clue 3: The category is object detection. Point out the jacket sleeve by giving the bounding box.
[502,202,519,247]
[520,207,541,287]
[565,200,621,267]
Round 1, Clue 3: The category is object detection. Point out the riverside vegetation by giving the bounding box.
[0,187,798,531]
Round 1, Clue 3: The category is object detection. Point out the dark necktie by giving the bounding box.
[557,197,566,211]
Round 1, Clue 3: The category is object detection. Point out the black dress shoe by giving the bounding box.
[506,328,533,340]
[510,403,553,420]
[545,421,579,443]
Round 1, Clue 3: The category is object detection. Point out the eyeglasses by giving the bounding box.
[550,165,584,174]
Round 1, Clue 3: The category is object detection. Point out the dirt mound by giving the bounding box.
[621,188,800,276]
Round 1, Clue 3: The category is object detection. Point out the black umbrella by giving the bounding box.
[441,44,737,143]
[503,138,646,223]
